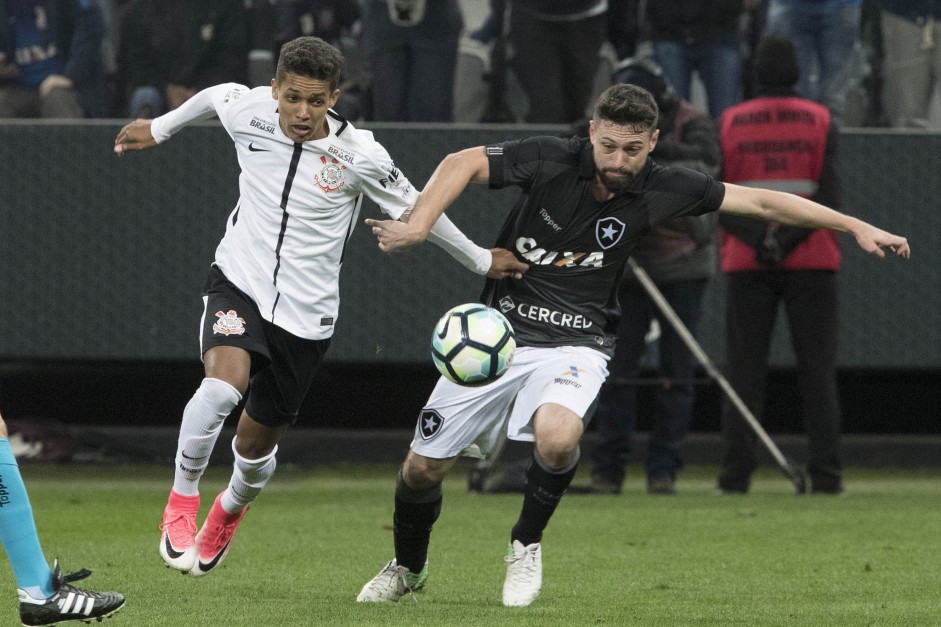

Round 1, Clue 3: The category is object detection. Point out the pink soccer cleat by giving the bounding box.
[159,491,200,573]
[190,493,248,577]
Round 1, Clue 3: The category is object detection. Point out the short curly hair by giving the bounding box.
[276,36,344,91]
[593,84,659,134]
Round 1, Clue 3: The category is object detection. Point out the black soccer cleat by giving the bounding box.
[18,559,125,626]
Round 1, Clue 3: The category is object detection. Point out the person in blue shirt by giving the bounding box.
[0,0,107,118]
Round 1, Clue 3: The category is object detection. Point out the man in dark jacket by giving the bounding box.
[0,0,107,118]
[589,57,722,495]
[509,0,608,123]
[646,0,759,117]
[121,0,248,117]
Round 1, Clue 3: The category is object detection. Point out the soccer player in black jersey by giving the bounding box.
[358,83,910,607]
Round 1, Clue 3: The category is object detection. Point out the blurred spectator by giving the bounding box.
[717,36,844,494]
[509,0,608,123]
[646,0,758,118]
[589,57,721,496]
[475,0,638,62]
[244,0,278,87]
[361,0,462,122]
[879,0,941,128]
[465,0,518,124]
[0,0,108,118]
[765,0,863,125]
[857,0,890,126]
[96,0,117,115]
[740,0,768,100]
[120,0,248,118]
[275,0,360,46]
[272,0,364,120]
[606,0,642,61]
[468,0,502,44]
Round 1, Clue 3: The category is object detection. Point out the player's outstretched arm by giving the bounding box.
[114,119,158,155]
[114,84,236,157]
[719,182,910,259]
[365,146,491,253]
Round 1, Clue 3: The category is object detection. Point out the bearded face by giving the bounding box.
[598,167,637,195]
[589,119,658,196]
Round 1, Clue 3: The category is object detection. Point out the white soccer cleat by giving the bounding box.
[502,540,542,607]
[356,559,427,603]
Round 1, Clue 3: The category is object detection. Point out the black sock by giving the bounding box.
[393,469,442,573]
[511,449,579,546]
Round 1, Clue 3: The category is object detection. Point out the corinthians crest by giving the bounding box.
[316,155,347,192]
[212,310,246,336]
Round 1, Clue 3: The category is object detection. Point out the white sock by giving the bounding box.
[221,438,278,513]
[172,378,241,496]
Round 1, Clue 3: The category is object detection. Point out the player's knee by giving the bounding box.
[396,467,442,503]
[231,438,277,478]
[232,410,286,459]
[200,377,242,409]
[402,454,449,489]
[535,437,580,470]
[205,371,249,397]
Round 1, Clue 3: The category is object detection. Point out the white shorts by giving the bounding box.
[409,345,610,460]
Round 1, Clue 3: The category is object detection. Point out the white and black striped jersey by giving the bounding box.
[151,83,487,340]
[483,136,725,357]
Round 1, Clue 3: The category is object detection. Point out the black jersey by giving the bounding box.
[483,135,725,357]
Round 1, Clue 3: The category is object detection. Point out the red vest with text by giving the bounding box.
[719,96,840,272]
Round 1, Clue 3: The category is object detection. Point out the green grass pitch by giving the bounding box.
[3,463,940,626]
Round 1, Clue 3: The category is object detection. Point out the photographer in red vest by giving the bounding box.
[717,35,843,495]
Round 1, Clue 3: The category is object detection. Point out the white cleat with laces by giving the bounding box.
[502,540,542,607]
[357,559,428,603]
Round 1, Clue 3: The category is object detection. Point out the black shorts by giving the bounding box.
[200,265,330,427]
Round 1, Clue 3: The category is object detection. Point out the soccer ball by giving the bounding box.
[431,303,516,386]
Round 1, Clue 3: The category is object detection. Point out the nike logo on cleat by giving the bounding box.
[248,142,269,152]
[164,533,185,559]
[197,540,231,572]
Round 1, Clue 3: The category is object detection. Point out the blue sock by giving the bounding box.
[0,439,54,598]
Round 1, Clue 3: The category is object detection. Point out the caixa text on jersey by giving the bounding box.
[515,237,604,267]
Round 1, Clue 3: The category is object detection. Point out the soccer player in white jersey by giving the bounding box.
[357,84,909,606]
[113,36,527,578]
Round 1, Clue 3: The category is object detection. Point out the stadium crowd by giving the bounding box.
[1,0,939,128]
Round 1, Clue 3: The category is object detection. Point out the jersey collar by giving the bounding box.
[578,138,595,179]
[327,109,349,137]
